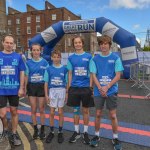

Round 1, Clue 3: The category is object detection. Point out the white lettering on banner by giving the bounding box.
[63,19,95,33]
[41,26,57,43]
[121,46,137,61]
[102,22,119,39]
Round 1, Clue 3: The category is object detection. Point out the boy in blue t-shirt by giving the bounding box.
[67,35,94,144]
[0,35,26,146]
[90,35,124,150]
[44,50,68,143]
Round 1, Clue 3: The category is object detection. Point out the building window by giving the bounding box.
[8,28,12,34]
[27,26,31,34]
[8,20,11,25]
[16,18,20,24]
[27,38,31,47]
[52,14,56,20]
[36,25,41,33]
[17,38,21,47]
[36,16,40,22]
[68,16,71,21]
[27,17,31,23]
[16,27,20,35]
[68,38,71,46]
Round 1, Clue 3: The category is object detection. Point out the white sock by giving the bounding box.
[75,125,79,133]
[83,125,88,133]
[95,131,99,136]
[113,133,118,139]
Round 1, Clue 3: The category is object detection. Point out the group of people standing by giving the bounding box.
[0,34,123,150]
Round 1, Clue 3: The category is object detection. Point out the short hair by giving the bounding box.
[97,35,112,46]
[72,35,84,48]
[2,35,15,43]
[30,43,42,51]
[51,50,61,57]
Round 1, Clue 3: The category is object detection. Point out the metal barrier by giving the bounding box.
[129,62,150,97]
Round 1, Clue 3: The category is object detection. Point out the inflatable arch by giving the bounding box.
[29,17,138,78]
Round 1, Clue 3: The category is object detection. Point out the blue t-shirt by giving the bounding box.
[90,52,124,96]
[44,64,68,88]
[67,52,92,87]
[0,52,26,95]
[26,58,49,83]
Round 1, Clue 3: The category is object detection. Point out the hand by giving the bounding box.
[18,88,24,98]
[98,87,107,97]
[45,96,50,105]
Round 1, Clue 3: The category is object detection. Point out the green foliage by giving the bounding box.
[143,46,150,51]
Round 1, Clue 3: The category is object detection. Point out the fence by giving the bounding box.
[129,62,150,97]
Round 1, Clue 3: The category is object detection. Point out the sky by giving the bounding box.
[6,0,150,47]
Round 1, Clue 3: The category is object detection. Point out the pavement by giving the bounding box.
[0,79,150,150]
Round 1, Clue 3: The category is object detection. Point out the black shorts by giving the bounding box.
[67,87,94,108]
[0,95,19,108]
[27,83,45,97]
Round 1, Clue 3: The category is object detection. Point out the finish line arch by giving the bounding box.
[29,17,138,78]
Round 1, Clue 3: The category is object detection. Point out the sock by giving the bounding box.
[50,126,54,132]
[83,125,88,133]
[34,125,38,130]
[75,125,79,133]
[95,131,99,137]
[41,125,45,131]
[59,126,63,132]
[113,133,118,139]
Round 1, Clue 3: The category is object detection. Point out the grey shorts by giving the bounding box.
[94,94,118,110]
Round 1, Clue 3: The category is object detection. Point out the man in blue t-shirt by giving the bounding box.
[0,35,25,146]
[67,35,94,144]
[90,35,124,150]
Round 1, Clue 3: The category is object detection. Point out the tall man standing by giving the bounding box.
[0,35,26,146]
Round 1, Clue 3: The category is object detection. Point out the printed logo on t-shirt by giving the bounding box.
[82,58,89,61]
[75,67,87,76]
[51,77,63,86]
[108,60,115,63]
[0,59,3,65]
[40,66,47,69]
[99,76,111,85]
[1,66,15,75]
[12,59,18,66]
[31,74,43,82]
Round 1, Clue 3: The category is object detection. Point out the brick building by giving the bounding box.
[0,0,98,53]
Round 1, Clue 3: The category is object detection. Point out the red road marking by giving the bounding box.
[7,108,150,137]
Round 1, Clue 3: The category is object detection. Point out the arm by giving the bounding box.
[68,70,72,89]
[18,71,25,97]
[24,75,28,96]
[44,82,49,104]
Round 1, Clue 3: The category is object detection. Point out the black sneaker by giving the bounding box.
[58,132,64,143]
[69,131,81,143]
[33,129,39,139]
[112,138,122,150]
[39,130,46,140]
[82,132,90,144]
[45,132,54,143]
[2,130,9,138]
[10,133,22,146]
[90,135,100,147]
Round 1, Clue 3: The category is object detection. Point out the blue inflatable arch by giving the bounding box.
[29,17,138,78]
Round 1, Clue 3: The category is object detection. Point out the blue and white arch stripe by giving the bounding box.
[29,17,138,78]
